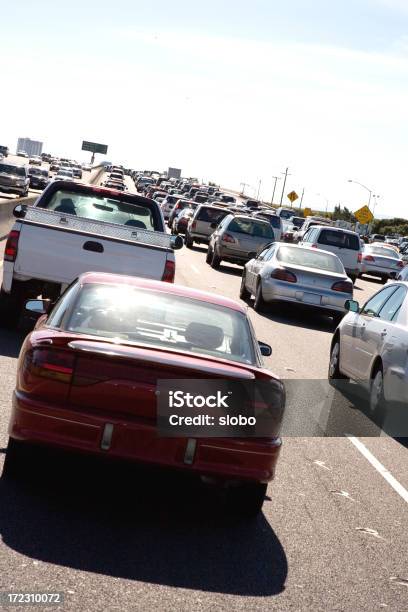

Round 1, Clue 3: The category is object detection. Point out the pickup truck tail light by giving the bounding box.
[358,252,362,263]
[332,281,353,293]
[363,255,375,262]
[25,348,75,384]
[4,230,20,262]
[191,221,197,230]
[162,259,175,283]
[271,269,297,283]
[222,233,236,244]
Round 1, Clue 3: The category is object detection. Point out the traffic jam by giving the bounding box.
[0,151,407,610]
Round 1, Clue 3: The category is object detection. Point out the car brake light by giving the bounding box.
[363,255,375,262]
[271,269,297,283]
[397,261,404,268]
[332,281,353,293]
[358,252,362,263]
[27,348,75,383]
[222,233,236,243]
[311,244,317,248]
[4,230,20,262]
[191,221,197,229]
[162,259,175,282]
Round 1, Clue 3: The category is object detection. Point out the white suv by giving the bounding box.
[299,226,361,283]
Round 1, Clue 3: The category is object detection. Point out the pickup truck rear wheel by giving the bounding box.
[0,289,22,328]
[185,234,193,248]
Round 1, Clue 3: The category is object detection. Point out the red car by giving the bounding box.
[4,273,285,517]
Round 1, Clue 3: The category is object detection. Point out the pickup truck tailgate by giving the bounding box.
[14,208,171,284]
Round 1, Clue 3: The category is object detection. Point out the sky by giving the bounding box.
[1,0,408,217]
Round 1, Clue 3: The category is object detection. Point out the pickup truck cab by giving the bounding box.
[0,180,183,325]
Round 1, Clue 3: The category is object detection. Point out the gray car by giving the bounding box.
[359,244,404,282]
[0,163,29,196]
[329,281,408,425]
[206,214,275,268]
[240,243,353,323]
[186,205,230,248]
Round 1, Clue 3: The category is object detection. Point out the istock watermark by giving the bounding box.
[157,379,285,437]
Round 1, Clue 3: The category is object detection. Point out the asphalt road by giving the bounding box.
[0,175,407,611]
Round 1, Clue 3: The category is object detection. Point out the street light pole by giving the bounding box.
[348,179,373,210]
[257,179,262,201]
[279,167,290,205]
[299,187,305,209]
[271,176,280,205]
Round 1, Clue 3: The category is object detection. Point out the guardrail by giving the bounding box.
[0,164,106,241]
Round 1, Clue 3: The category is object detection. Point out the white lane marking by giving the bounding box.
[347,435,408,504]
[190,264,199,274]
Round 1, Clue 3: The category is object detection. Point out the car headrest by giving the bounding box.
[54,198,76,215]
[185,322,224,350]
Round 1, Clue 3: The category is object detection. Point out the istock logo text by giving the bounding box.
[168,390,231,409]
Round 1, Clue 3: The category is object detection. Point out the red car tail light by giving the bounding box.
[332,281,353,293]
[358,252,362,263]
[162,259,175,282]
[271,269,297,283]
[222,233,236,243]
[363,254,375,262]
[397,260,404,268]
[26,348,75,384]
[311,244,317,249]
[4,230,20,262]
[191,221,197,229]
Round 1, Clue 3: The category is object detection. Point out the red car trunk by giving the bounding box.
[67,340,255,420]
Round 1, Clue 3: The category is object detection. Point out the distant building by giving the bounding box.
[17,137,43,157]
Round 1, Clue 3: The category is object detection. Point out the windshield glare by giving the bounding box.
[63,284,256,365]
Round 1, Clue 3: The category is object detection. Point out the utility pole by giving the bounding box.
[271,176,280,205]
[299,187,305,209]
[256,179,262,201]
[240,182,250,196]
[279,167,291,205]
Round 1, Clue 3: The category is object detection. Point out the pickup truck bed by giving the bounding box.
[0,180,181,326]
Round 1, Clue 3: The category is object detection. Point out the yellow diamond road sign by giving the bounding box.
[303,207,312,217]
[287,190,299,203]
[354,205,374,225]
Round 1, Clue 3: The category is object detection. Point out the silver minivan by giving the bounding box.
[207,214,275,268]
[185,205,230,248]
[299,226,361,282]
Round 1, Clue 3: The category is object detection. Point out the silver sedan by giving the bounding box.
[240,243,353,324]
[328,281,408,425]
[359,244,404,282]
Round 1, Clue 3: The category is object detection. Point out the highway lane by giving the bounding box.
[0,176,407,611]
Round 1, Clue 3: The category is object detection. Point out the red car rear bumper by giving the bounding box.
[9,391,282,483]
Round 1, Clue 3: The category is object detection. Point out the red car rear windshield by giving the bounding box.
[64,284,256,366]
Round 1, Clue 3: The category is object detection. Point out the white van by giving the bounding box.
[299,226,361,282]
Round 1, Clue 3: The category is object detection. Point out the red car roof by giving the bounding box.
[79,272,247,314]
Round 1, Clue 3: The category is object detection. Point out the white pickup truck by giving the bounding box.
[0,180,183,325]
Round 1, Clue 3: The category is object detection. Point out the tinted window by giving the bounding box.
[196,207,227,223]
[318,229,360,250]
[228,218,274,239]
[257,214,281,228]
[0,164,26,176]
[361,286,398,317]
[279,210,293,219]
[378,286,407,322]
